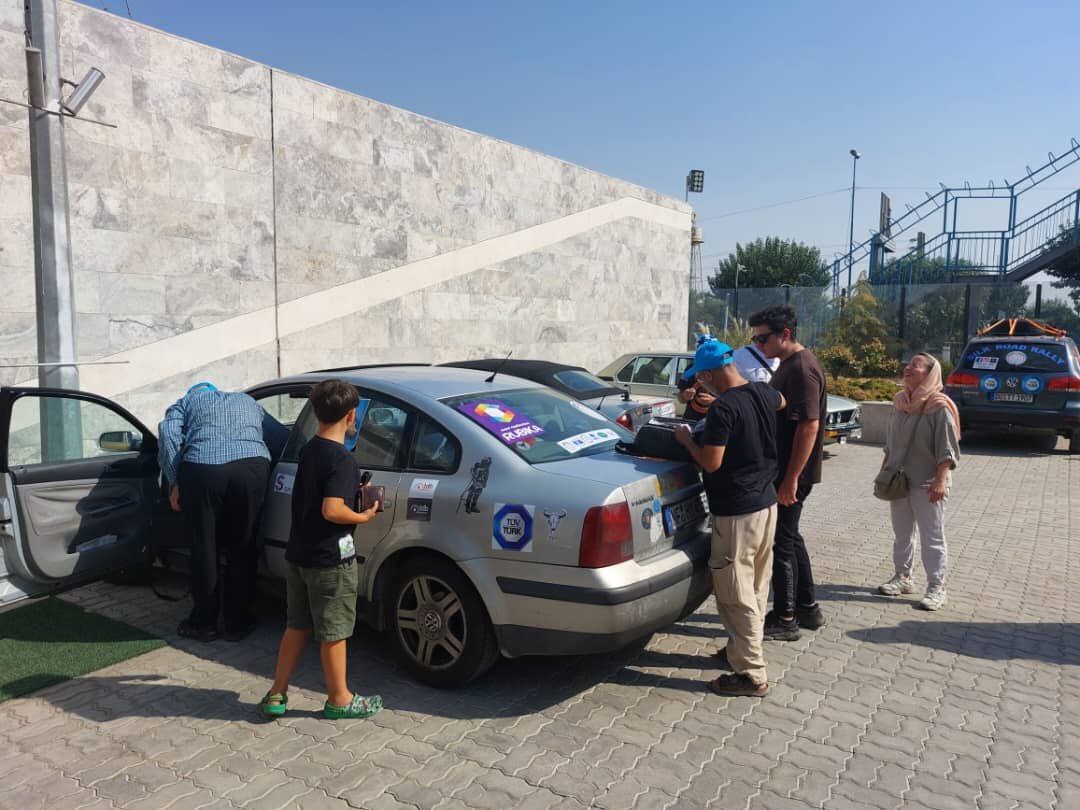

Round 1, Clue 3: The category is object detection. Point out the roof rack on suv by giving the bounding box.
[976,317,1068,338]
[308,363,432,373]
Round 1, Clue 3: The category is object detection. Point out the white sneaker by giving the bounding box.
[878,574,914,596]
[920,586,947,611]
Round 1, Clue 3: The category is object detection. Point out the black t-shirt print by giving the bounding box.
[286,436,359,568]
[700,382,782,517]
[770,348,827,485]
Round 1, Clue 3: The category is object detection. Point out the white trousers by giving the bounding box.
[889,488,948,588]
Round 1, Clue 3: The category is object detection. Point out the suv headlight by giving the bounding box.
[853,407,861,423]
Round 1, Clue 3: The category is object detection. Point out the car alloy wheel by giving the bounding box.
[395,574,467,671]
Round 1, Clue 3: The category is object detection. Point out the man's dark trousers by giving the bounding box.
[180,458,270,633]
[772,481,816,617]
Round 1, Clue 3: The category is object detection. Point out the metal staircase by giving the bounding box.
[832,139,1080,294]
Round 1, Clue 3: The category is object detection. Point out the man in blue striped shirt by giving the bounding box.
[159,382,289,642]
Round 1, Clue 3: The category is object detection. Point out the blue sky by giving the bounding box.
[82,0,1079,282]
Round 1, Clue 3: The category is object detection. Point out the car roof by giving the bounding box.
[966,335,1073,344]
[248,364,546,401]
[441,359,624,399]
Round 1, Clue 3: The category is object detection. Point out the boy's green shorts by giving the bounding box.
[285,560,359,642]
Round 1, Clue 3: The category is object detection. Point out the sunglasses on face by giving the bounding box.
[750,332,775,345]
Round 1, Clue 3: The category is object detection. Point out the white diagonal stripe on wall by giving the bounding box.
[77,197,688,398]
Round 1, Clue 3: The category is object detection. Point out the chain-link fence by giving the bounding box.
[690,279,1080,363]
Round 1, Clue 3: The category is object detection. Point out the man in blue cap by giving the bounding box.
[159,382,289,641]
[673,339,786,697]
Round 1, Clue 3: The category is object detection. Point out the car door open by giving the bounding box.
[0,387,159,606]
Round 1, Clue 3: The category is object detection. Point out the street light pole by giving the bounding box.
[847,148,861,293]
[26,0,82,459]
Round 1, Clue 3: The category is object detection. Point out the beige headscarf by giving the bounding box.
[893,353,961,436]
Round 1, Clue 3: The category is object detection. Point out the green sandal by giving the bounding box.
[257,691,288,719]
[323,693,383,720]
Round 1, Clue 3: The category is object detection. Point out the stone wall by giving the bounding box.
[0,0,690,428]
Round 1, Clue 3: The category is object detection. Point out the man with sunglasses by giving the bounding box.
[747,306,828,641]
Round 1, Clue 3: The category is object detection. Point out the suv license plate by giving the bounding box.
[663,492,708,536]
[991,393,1034,403]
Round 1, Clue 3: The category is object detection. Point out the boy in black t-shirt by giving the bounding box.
[258,380,382,720]
[675,339,785,697]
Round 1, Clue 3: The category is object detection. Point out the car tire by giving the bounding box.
[1070,431,1080,454]
[385,555,499,688]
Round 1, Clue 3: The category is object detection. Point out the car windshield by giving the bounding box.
[551,369,622,397]
[961,342,1070,373]
[443,388,633,463]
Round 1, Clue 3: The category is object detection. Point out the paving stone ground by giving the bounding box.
[1,435,1077,810]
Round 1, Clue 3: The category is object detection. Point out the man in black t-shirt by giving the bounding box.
[259,380,383,721]
[675,339,785,697]
[749,305,828,642]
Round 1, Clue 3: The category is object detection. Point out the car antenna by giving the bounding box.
[484,351,512,383]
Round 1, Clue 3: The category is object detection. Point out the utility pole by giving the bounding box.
[26,0,81,457]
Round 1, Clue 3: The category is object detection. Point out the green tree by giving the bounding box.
[1043,224,1080,310]
[1030,299,1080,339]
[710,237,830,290]
[819,279,901,377]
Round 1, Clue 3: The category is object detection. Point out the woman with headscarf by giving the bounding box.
[877,353,961,610]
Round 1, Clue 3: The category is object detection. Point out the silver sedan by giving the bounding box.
[249,365,712,686]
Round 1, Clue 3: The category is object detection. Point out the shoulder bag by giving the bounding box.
[873,410,924,501]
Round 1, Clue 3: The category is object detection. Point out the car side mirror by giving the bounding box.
[99,430,142,452]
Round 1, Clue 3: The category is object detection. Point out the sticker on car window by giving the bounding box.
[1022,376,1043,393]
[1005,351,1028,366]
[457,399,545,445]
[557,428,619,454]
[973,356,998,370]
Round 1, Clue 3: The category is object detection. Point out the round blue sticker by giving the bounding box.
[980,376,999,392]
[493,504,534,551]
[1021,376,1043,394]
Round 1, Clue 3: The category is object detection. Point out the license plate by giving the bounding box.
[663,492,708,536]
[991,393,1034,403]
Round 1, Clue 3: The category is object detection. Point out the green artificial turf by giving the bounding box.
[0,597,165,703]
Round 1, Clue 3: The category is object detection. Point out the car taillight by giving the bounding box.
[1048,376,1080,392]
[579,503,634,568]
[946,372,979,388]
[616,412,633,430]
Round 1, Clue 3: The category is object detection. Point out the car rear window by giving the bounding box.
[443,388,633,464]
[551,369,622,397]
[961,342,1069,373]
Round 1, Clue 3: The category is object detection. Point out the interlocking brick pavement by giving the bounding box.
[1,435,1076,809]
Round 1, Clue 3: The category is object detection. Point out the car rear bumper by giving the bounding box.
[472,530,712,658]
[958,404,1080,434]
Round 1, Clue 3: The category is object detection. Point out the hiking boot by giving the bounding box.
[796,603,826,630]
[919,585,947,611]
[323,694,383,720]
[763,611,801,641]
[878,574,914,596]
[706,673,768,697]
[177,619,219,642]
[257,691,287,719]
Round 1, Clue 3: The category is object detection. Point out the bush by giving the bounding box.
[829,377,902,402]
[818,345,858,378]
[819,340,900,379]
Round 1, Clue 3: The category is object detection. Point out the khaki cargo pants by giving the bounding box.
[709,505,777,686]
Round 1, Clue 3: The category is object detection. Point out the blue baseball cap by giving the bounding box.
[683,340,734,380]
[186,381,218,395]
